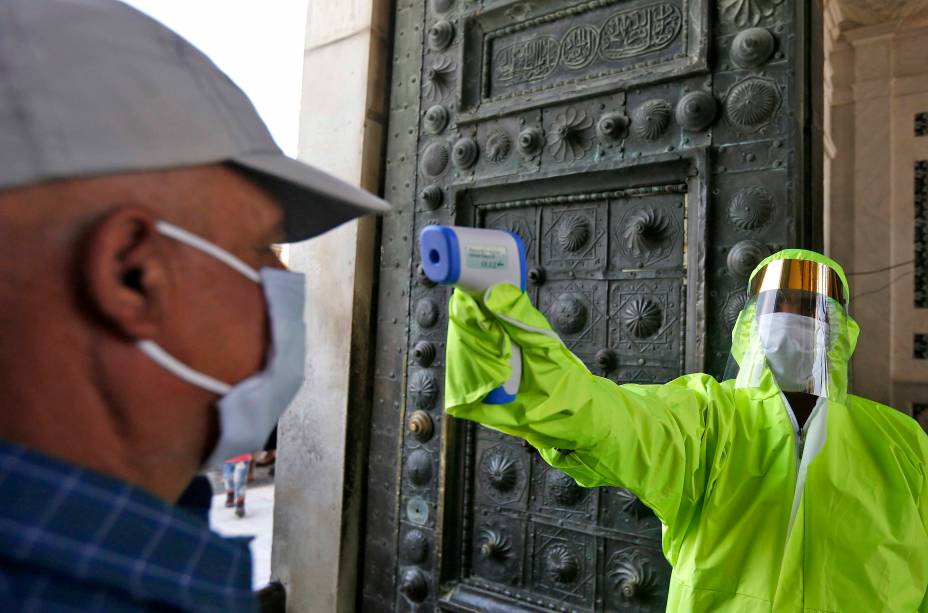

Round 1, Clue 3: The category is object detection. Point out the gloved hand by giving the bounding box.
[445,283,714,523]
[445,283,610,458]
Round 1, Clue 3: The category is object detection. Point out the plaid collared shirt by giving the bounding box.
[0,440,257,612]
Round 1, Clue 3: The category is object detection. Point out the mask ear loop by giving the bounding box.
[135,221,262,396]
[155,221,261,283]
[138,340,232,395]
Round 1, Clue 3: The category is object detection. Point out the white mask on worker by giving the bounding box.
[137,221,306,467]
[757,312,829,393]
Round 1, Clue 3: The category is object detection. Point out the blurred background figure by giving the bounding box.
[224,452,253,517]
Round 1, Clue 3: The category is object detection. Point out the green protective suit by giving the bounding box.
[445,249,928,612]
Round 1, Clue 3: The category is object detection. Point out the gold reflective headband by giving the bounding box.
[750,259,847,305]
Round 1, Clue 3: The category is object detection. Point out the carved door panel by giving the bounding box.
[363,0,818,611]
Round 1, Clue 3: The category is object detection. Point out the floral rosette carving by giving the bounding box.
[423,56,455,101]
[723,291,750,329]
[623,208,672,258]
[633,99,673,140]
[727,239,770,277]
[725,77,781,130]
[556,215,591,253]
[608,549,658,601]
[720,0,786,28]
[621,298,663,339]
[481,449,518,492]
[547,470,583,506]
[485,129,512,164]
[548,108,594,163]
[617,488,654,519]
[478,528,511,561]
[728,186,774,230]
[409,371,437,411]
[545,544,580,584]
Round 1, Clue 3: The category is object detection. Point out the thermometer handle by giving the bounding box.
[419,225,526,404]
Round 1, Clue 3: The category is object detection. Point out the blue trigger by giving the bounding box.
[484,387,516,405]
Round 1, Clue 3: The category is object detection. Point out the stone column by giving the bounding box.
[823,0,853,262]
[845,25,895,403]
[271,0,389,611]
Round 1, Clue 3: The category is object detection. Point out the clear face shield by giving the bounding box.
[724,259,851,400]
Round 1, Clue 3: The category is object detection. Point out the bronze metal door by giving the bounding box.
[362,1,819,610]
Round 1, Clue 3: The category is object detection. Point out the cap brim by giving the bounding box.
[231,152,391,243]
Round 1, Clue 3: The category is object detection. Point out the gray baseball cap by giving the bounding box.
[0,0,390,242]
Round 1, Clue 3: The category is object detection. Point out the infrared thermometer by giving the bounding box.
[419,225,526,404]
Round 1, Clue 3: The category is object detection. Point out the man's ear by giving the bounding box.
[82,207,167,340]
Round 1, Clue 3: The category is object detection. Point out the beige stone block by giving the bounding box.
[273,221,362,610]
[894,28,928,78]
[306,0,374,50]
[852,108,892,265]
[299,30,371,183]
[829,44,855,89]
[893,74,928,97]
[825,104,855,266]
[851,36,892,83]
[850,300,892,402]
[852,78,891,102]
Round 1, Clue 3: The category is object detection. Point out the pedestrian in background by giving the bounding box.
[224,453,252,517]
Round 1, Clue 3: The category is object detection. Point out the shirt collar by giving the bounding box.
[0,440,256,612]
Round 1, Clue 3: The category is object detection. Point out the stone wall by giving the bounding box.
[271,0,390,611]
[825,0,928,428]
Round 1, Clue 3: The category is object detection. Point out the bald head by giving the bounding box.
[0,165,285,499]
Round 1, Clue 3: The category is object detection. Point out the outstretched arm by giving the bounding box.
[444,284,723,529]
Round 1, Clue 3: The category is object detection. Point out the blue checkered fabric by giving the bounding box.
[0,440,257,612]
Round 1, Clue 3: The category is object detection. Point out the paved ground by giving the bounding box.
[207,465,275,589]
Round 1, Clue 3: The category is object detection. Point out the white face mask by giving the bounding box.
[757,312,829,393]
[137,221,306,467]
